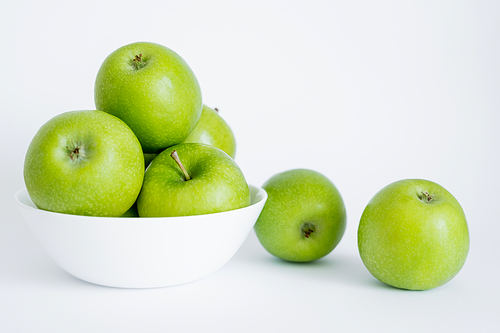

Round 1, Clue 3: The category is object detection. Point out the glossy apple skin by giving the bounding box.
[254,169,346,262]
[137,143,251,217]
[358,179,470,290]
[94,41,202,153]
[24,110,145,216]
[183,105,236,158]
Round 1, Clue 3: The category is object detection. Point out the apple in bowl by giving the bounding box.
[94,41,203,153]
[142,104,237,169]
[138,143,250,217]
[23,110,144,217]
[182,105,237,159]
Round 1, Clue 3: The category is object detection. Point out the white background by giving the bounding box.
[1,1,499,332]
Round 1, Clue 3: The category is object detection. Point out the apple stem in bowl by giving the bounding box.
[419,191,436,203]
[170,150,191,181]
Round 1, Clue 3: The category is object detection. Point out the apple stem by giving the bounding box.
[420,191,436,203]
[170,150,192,181]
[132,54,146,69]
[214,107,219,112]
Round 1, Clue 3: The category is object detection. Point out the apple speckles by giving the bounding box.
[358,179,469,290]
[254,169,346,262]
[24,110,144,217]
[95,42,202,153]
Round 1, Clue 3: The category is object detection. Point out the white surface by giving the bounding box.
[1,1,498,332]
[14,186,266,288]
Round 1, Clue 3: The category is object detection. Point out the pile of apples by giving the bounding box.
[24,41,469,291]
[24,42,251,219]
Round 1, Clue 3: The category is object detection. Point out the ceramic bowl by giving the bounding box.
[15,185,267,288]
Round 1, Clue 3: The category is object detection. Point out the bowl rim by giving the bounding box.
[15,184,267,220]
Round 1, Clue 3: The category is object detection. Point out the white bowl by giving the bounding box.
[15,185,267,288]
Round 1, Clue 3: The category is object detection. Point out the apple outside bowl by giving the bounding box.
[15,185,267,288]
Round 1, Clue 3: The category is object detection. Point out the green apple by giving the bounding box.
[137,143,251,217]
[24,110,144,216]
[142,105,237,169]
[183,105,236,158]
[358,179,470,290]
[254,169,346,262]
[94,41,203,153]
